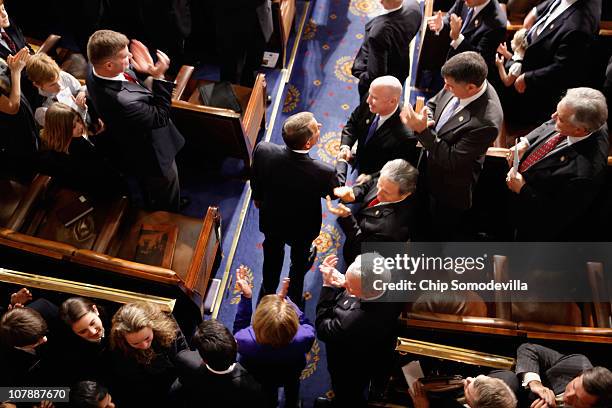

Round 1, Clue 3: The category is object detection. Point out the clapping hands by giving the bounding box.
[7,47,30,74]
[9,287,32,310]
[319,255,346,288]
[400,103,434,133]
[235,265,253,299]
[129,40,170,79]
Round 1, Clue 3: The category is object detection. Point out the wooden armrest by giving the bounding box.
[518,321,612,336]
[171,99,241,117]
[408,311,517,329]
[6,174,51,231]
[36,34,62,55]
[92,196,129,253]
[2,231,76,257]
[506,23,523,32]
[73,249,181,282]
[173,65,194,101]
[184,206,221,293]
[486,147,510,158]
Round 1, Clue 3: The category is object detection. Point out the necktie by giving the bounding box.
[364,114,380,145]
[367,197,380,208]
[435,97,460,133]
[526,0,560,44]
[1,30,17,54]
[519,132,566,172]
[123,72,138,84]
[461,8,474,32]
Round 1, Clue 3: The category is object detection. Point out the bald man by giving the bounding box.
[337,75,418,185]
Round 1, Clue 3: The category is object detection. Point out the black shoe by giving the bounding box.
[179,197,191,210]
[314,397,334,408]
[305,244,317,271]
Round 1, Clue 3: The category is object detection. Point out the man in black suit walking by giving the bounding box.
[515,343,612,407]
[327,159,418,264]
[251,112,339,305]
[401,51,503,240]
[428,0,507,83]
[86,30,185,211]
[506,87,609,241]
[506,0,601,125]
[352,0,422,99]
[336,75,418,185]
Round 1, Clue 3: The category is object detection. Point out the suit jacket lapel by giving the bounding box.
[434,91,454,123]
[529,2,575,46]
[462,1,493,35]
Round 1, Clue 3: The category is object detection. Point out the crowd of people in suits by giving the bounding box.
[1,0,612,407]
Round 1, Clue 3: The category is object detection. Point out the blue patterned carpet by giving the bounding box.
[212,0,409,405]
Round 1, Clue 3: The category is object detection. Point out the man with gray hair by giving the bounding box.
[506,87,609,241]
[327,158,419,263]
[315,253,400,407]
[251,111,339,306]
[337,75,418,185]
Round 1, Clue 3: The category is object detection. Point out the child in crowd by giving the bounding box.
[233,266,315,408]
[495,28,527,87]
[25,53,88,127]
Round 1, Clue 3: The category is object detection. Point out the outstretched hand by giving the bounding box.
[129,40,170,79]
[400,103,434,133]
[235,265,252,299]
[326,195,352,218]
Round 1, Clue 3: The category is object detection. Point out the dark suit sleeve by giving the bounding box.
[250,144,263,201]
[417,124,498,172]
[359,26,390,89]
[322,165,341,198]
[524,30,592,90]
[515,343,566,376]
[121,79,174,128]
[316,287,367,343]
[335,160,349,186]
[340,97,367,147]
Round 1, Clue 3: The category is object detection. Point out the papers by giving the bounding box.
[402,360,425,389]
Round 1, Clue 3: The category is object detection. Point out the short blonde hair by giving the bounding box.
[110,302,177,365]
[40,103,81,153]
[26,53,60,85]
[87,30,129,65]
[511,28,528,54]
[253,295,298,348]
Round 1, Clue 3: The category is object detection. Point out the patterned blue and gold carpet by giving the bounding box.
[210,0,411,405]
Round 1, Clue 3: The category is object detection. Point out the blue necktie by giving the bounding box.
[461,8,474,32]
[435,97,460,133]
[364,114,380,144]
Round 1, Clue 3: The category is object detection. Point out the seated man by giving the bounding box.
[328,158,419,264]
[315,253,401,407]
[336,76,417,185]
[409,374,517,408]
[506,87,609,241]
[178,320,265,408]
[515,343,612,407]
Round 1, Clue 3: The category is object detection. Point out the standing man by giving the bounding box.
[401,52,503,240]
[86,30,185,211]
[427,0,507,84]
[214,0,273,86]
[251,112,339,306]
[336,76,418,185]
[506,87,609,241]
[0,0,29,62]
[352,0,422,99]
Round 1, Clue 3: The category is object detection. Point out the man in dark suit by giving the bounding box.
[351,0,422,99]
[327,159,418,264]
[401,51,503,240]
[315,253,401,407]
[336,75,418,185]
[251,112,339,305]
[86,30,185,212]
[178,320,265,407]
[428,0,507,83]
[214,0,273,86]
[0,1,28,62]
[506,87,609,241]
[506,0,601,125]
[515,343,612,407]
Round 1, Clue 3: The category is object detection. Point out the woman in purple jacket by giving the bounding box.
[233,266,316,408]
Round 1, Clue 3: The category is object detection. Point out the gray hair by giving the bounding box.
[379,159,419,195]
[347,252,391,299]
[282,111,316,149]
[561,88,608,132]
[472,376,517,408]
[370,75,403,100]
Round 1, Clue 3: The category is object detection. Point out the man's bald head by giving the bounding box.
[367,76,403,116]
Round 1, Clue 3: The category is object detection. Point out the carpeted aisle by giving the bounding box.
[215,0,403,405]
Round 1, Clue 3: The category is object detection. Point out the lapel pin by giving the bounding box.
[459,116,464,122]
[560,156,566,162]
[375,210,380,216]
[474,19,479,26]
[366,119,370,124]
[550,24,554,29]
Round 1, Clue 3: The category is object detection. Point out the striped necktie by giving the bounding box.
[1,30,17,54]
[519,132,566,172]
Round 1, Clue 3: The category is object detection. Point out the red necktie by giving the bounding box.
[367,198,380,208]
[1,30,17,54]
[519,133,567,173]
[123,72,138,83]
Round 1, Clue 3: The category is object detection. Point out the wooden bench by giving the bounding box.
[171,67,267,169]
[269,0,297,68]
